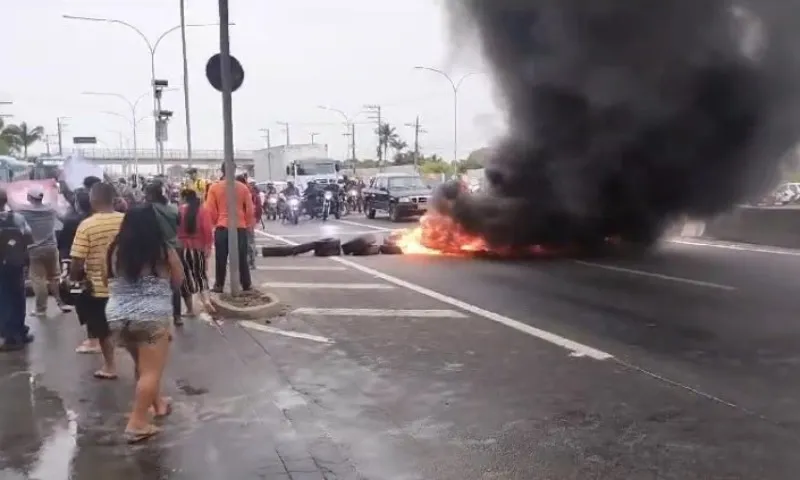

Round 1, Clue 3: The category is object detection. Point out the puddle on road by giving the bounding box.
[28,409,78,480]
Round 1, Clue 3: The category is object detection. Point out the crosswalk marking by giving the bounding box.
[292,308,467,318]
[262,282,394,289]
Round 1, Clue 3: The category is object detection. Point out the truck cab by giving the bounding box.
[285,158,340,192]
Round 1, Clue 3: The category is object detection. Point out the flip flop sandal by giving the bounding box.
[125,425,161,444]
[93,370,118,380]
[152,398,173,418]
[76,345,101,354]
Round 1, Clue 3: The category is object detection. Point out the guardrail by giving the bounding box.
[672,206,800,249]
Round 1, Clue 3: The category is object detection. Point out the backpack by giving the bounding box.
[0,213,29,267]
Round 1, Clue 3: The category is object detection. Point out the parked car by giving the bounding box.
[362,173,432,222]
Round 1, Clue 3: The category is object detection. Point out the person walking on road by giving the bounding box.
[143,181,186,326]
[18,184,69,316]
[69,182,123,379]
[177,189,214,315]
[105,205,183,443]
[205,164,254,292]
[0,189,34,351]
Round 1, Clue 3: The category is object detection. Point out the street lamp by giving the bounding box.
[318,105,358,165]
[83,89,176,175]
[63,14,230,173]
[414,66,483,164]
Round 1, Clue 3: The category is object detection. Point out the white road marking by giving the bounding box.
[334,219,396,232]
[292,308,467,318]
[256,265,347,271]
[255,229,613,360]
[238,320,333,343]
[263,282,394,289]
[573,260,735,291]
[669,238,800,257]
[259,230,382,238]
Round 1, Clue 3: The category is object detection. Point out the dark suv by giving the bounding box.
[362,173,432,222]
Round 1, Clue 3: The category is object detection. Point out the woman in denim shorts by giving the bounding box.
[105,206,185,443]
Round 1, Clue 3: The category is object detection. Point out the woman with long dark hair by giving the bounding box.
[177,188,214,314]
[105,206,184,443]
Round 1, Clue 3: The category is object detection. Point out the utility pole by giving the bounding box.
[310,132,319,144]
[56,117,68,156]
[277,121,290,146]
[259,128,273,179]
[363,104,382,167]
[404,115,426,170]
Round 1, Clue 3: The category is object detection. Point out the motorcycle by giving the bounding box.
[321,190,334,221]
[265,194,279,220]
[282,195,301,225]
[338,191,350,217]
[346,188,361,213]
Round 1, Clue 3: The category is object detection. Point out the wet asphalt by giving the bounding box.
[2,213,800,479]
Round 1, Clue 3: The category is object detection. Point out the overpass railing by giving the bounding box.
[70,148,256,160]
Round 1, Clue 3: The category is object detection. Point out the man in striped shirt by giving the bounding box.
[70,182,123,379]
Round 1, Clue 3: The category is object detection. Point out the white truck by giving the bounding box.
[253,143,341,193]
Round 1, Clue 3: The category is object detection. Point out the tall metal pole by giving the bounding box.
[150,54,161,174]
[218,0,240,294]
[179,0,193,167]
[452,86,458,164]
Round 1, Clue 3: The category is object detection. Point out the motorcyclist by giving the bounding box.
[278,181,300,218]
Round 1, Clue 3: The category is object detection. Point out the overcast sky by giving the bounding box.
[4,0,504,162]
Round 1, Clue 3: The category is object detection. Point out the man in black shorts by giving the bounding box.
[70,182,124,379]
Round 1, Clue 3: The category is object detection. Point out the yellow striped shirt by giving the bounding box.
[70,212,124,298]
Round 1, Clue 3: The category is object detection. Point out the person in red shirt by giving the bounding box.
[177,188,214,314]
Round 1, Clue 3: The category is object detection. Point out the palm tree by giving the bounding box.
[0,118,12,156]
[375,122,400,165]
[3,122,45,160]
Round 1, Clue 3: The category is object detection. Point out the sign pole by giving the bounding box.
[218,0,240,294]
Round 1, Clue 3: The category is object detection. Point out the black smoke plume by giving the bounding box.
[440,0,800,247]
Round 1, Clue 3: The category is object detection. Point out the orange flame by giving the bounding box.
[393,212,489,255]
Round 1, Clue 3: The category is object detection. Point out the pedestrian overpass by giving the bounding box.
[77,148,256,168]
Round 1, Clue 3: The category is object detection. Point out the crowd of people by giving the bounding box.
[0,163,260,443]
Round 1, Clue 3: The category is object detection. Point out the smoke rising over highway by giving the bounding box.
[441,0,800,247]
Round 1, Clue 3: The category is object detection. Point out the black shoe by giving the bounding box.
[23,334,34,344]
[211,286,223,294]
[173,316,184,327]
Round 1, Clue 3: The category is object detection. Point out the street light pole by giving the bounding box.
[83,90,162,176]
[414,67,481,164]
[179,0,193,167]
[63,14,230,173]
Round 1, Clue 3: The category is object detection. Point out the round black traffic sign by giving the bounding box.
[206,53,245,92]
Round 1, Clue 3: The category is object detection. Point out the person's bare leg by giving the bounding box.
[95,336,117,378]
[126,333,169,434]
[149,329,171,416]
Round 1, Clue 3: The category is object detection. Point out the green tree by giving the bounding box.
[3,122,45,160]
[0,118,12,156]
[375,122,400,165]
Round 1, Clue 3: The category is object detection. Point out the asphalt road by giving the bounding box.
[3,211,800,479]
[251,212,800,478]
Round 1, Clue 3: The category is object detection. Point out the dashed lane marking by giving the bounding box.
[256,265,347,271]
[573,260,736,291]
[255,229,613,361]
[292,308,468,318]
[263,282,394,290]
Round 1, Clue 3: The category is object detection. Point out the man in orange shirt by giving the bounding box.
[205,164,255,292]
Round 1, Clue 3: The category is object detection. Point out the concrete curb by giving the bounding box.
[210,291,283,320]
